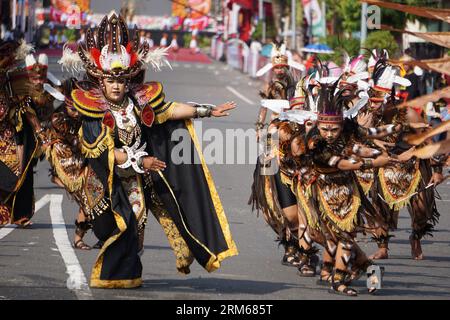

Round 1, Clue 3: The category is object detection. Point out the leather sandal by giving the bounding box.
[281,252,301,267]
[73,239,91,250]
[329,283,358,297]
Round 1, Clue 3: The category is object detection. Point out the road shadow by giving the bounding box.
[386,271,450,280]
[142,277,302,295]
[143,245,171,251]
[378,254,450,268]
[386,239,450,247]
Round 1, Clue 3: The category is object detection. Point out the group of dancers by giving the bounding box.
[1,12,448,296]
[249,43,448,296]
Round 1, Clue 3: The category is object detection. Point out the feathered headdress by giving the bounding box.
[256,42,305,77]
[24,53,61,86]
[367,48,389,71]
[59,12,171,79]
[369,58,411,102]
[342,53,369,86]
[0,39,34,71]
[317,78,355,123]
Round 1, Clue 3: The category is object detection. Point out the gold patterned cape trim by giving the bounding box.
[280,171,293,188]
[71,89,106,119]
[317,182,361,233]
[79,125,114,159]
[355,169,374,196]
[154,102,175,125]
[150,93,166,110]
[295,182,319,230]
[89,127,142,288]
[378,164,421,211]
[47,146,85,193]
[185,119,238,271]
[262,176,285,235]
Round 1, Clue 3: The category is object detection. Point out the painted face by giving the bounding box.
[273,66,287,78]
[318,122,342,144]
[102,78,127,104]
[369,100,383,110]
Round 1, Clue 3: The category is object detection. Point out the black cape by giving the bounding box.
[82,118,237,288]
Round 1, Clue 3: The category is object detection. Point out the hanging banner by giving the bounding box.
[172,0,211,30]
[49,0,90,26]
[303,0,325,39]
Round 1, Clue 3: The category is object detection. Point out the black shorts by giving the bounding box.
[273,171,297,209]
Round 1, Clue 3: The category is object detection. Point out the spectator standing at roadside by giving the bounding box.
[145,32,154,48]
[170,34,179,52]
[160,33,168,47]
[190,34,199,54]
[139,30,146,45]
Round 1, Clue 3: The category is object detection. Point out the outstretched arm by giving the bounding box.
[170,101,236,120]
[336,154,396,171]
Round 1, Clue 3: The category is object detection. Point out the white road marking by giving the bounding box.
[226,86,256,105]
[1,194,93,299]
[0,225,17,240]
[0,194,50,240]
[48,194,93,300]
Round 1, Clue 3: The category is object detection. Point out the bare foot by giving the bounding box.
[410,238,424,260]
[369,248,389,260]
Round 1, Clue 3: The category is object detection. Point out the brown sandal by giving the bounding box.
[14,218,33,228]
[73,239,91,250]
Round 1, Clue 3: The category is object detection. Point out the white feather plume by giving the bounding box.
[15,39,34,61]
[58,44,84,74]
[143,47,172,71]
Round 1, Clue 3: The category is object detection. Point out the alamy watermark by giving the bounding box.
[169,121,280,175]
[367,5,381,30]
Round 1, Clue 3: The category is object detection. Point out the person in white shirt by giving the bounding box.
[170,34,179,52]
[190,34,199,54]
[145,32,154,48]
[139,30,146,45]
[160,33,168,47]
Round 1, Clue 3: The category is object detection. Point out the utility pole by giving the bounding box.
[259,0,266,43]
[360,2,368,54]
[291,0,296,49]
[11,0,16,30]
[20,0,26,34]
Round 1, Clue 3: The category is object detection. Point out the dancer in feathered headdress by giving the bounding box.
[304,77,403,296]
[64,12,238,288]
[362,55,445,262]
[0,39,44,228]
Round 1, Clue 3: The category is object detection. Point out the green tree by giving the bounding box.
[326,0,440,36]
[364,30,400,57]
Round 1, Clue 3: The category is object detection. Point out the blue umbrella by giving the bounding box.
[261,43,273,58]
[301,43,334,54]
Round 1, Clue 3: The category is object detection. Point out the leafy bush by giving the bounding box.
[252,19,277,42]
[364,30,399,58]
[317,35,360,65]
[182,33,211,48]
